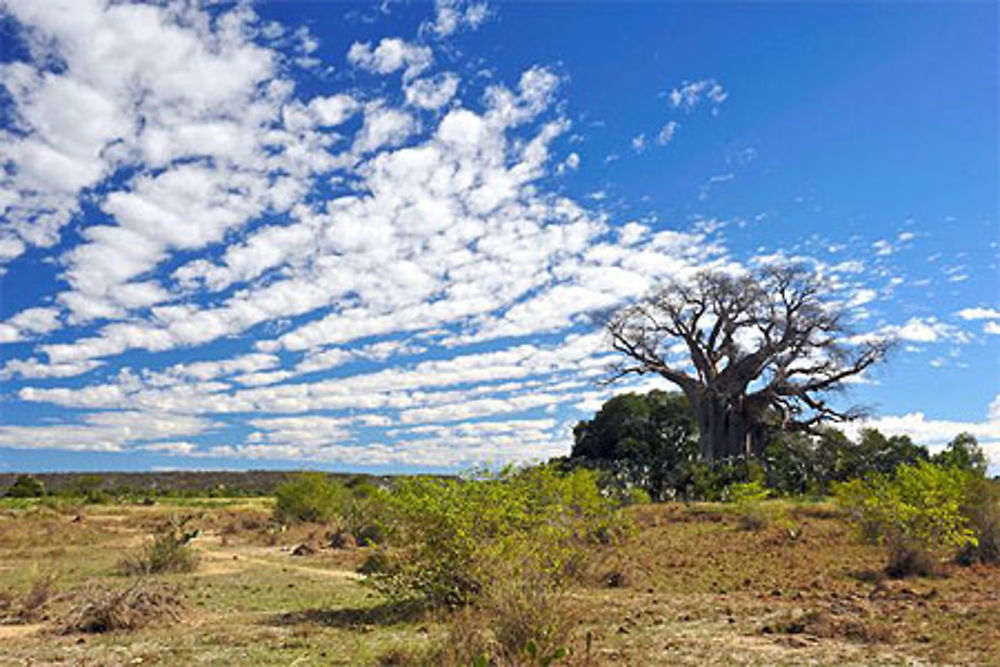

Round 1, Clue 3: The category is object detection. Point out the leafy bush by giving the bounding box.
[340,480,390,545]
[119,516,200,575]
[273,472,348,524]
[835,461,978,577]
[70,475,111,503]
[5,475,45,498]
[956,476,1000,566]
[368,465,625,609]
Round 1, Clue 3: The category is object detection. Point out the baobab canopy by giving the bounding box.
[606,264,895,462]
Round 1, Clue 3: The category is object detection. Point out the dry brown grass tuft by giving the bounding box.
[0,572,61,624]
[885,538,938,579]
[60,582,184,633]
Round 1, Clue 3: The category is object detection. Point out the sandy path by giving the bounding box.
[196,542,363,581]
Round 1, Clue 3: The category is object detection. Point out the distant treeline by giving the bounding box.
[0,470,395,498]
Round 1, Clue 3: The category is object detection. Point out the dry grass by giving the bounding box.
[61,582,185,633]
[0,572,61,624]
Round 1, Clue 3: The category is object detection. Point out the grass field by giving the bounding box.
[1,497,998,665]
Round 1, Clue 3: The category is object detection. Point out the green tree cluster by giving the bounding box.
[568,390,990,500]
[568,390,698,500]
[5,475,45,498]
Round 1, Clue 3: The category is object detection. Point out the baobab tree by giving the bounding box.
[606,263,894,462]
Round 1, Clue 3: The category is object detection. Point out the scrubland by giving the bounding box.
[1,479,998,666]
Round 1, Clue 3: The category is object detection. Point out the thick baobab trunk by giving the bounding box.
[687,390,762,461]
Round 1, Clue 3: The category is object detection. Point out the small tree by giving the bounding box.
[932,433,988,475]
[606,264,893,461]
[273,472,347,524]
[855,428,929,475]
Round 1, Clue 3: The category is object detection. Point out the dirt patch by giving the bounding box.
[0,623,45,639]
[197,543,363,580]
[762,608,894,643]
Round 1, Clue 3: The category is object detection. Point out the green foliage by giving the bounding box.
[570,390,698,500]
[566,389,955,501]
[956,476,1000,566]
[835,461,978,575]
[368,464,624,609]
[932,433,988,475]
[723,480,778,531]
[5,475,45,498]
[762,432,823,496]
[273,472,348,524]
[724,480,769,505]
[70,475,111,503]
[761,428,932,497]
[855,429,931,475]
[339,480,390,545]
[119,515,200,575]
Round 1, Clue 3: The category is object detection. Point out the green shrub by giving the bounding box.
[932,433,988,475]
[120,516,200,575]
[340,481,390,545]
[724,480,774,531]
[273,472,347,524]
[956,476,1000,566]
[6,475,45,498]
[368,465,625,609]
[835,461,978,577]
[70,475,111,503]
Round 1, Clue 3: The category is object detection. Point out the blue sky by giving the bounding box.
[0,0,997,473]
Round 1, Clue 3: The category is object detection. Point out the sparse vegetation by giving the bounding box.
[0,571,60,624]
[119,515,201,575]
[1,484,999,665]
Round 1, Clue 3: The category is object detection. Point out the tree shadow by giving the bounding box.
[266,598,428,629]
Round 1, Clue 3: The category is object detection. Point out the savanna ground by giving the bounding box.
[1,497,998,666]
